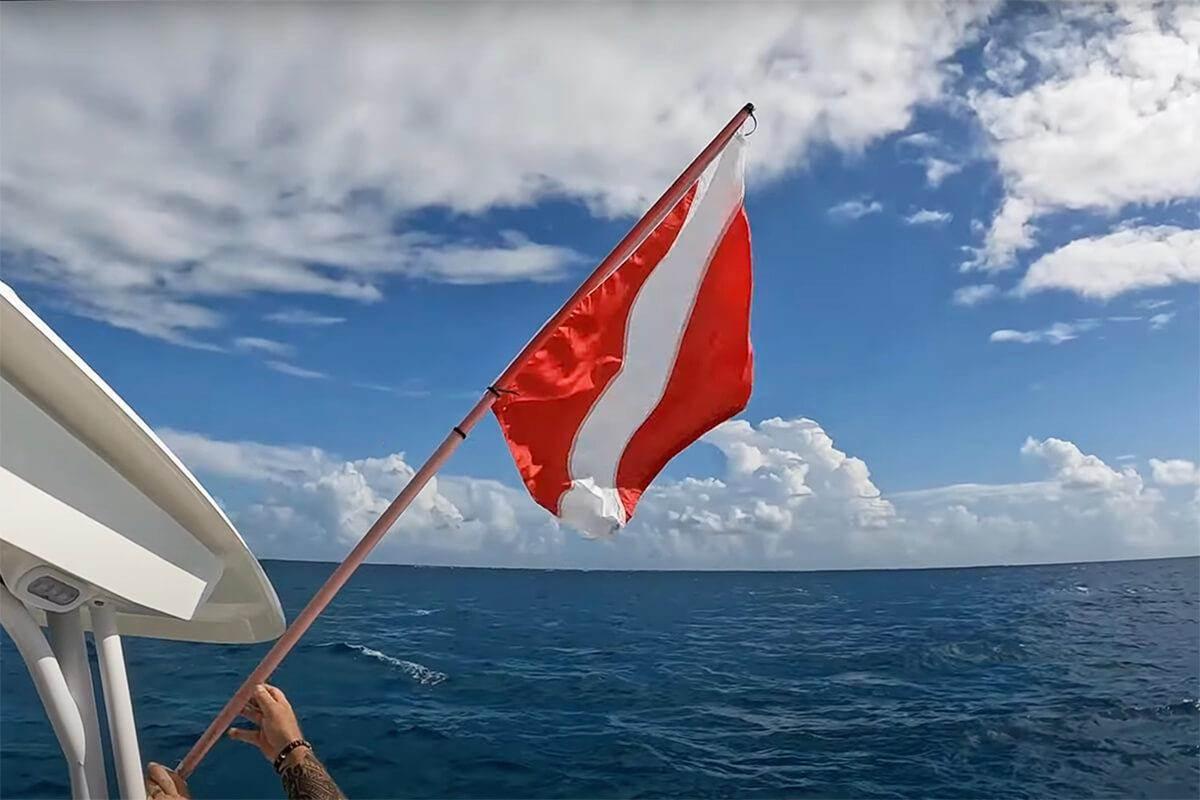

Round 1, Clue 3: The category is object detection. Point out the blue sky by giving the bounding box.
[2,2,1197,569]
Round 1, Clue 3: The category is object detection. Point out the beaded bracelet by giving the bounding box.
[272,739,312,773]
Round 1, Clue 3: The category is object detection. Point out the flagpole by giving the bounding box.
[176,102,755,779]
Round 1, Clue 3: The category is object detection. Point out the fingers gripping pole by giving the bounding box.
[178,102,756,779]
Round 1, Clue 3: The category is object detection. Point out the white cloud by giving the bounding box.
[353,381,433,399]
[966,196,1038,272]
[898,132,939,149]
[160,429,329,483]
[1136,298,1174,311]
[265,361,328,380]
[952,283,998,306]
[1021,436,1139,492]
[0,2,994,346]
[1019,226,1200,300]
[1149,312,1176,331]
[922,158,962,187]
[905,208,953,226]
[989,320,1096,345]
[162,427,564,564]
[1149,458,1200,487]
[407,232,584,285]
[827,197,884,222]
[265,309,347,327]
[981,35,1029,91]
[159,417,1197,569]
[968,4,1200,270]
[234,336,295,358]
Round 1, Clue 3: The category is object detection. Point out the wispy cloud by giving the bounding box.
[827,197,883,222]
[990,320,1098,345]
[905,208,953,226]
[952,284,998,306]
[265,309,347,327]
[265,361,328,380]
[1136,298,1174,311]
[353,380,433,399]
[897,131,939,149]
[234,336,295,358]
[1149,312,1176,331]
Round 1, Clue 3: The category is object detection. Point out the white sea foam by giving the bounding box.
[339,642,448,685]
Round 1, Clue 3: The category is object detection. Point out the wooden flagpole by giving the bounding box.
[176,102,755,778]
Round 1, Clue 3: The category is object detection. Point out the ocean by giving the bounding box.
[2,557,1197,799]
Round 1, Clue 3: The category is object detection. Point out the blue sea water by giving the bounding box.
[2,557,1198,799]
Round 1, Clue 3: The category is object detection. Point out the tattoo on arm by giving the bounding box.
[280,752,346,800]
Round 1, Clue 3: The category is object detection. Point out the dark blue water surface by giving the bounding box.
[3,558,1198,799]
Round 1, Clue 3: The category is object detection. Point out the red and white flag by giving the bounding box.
[493,136,752,536]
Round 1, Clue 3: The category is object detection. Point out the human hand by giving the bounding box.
[145,762,190,798]
[227,683,306,764]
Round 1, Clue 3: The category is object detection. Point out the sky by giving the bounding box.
[1,1,1197,570]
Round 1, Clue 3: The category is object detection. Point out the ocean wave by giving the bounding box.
[320,642,448,685]
[1121,698,1200,719]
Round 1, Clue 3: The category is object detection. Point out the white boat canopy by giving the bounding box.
[1,281,285,644]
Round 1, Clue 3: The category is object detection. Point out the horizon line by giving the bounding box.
[257,552,1199,575]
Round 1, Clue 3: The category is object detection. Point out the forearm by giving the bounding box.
[279,749,346,800]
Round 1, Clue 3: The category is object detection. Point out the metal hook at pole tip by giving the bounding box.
[742,109,758,137]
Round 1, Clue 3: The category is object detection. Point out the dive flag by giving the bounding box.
[493,135,752,537]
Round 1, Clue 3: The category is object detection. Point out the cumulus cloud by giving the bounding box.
[827,197,884,222]
[967,4,1200,271]
[989,320,1097,345]
[0,2,993,346]
[1018,226,1200,300]
[162,427,565,564]
[1021,436,1140,492]
[160,417,1197,570]
[1149,458,1200,488]
[952,283,999,306]
[905,208,953,226]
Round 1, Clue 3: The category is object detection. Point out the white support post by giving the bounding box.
[90,602,145,800]
[0,585,91,798]
[48,609,110,799]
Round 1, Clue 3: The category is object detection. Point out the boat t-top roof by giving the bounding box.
[1,282,284,643]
